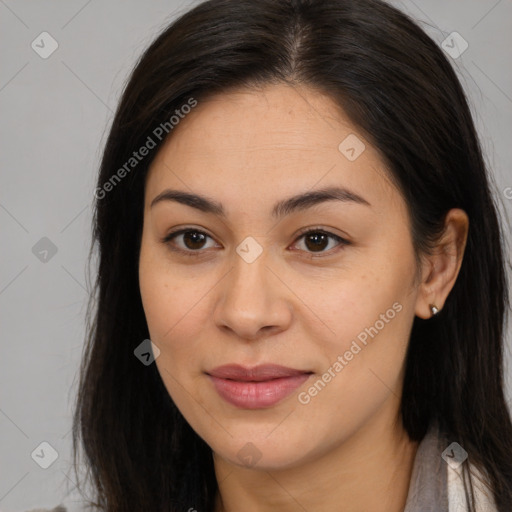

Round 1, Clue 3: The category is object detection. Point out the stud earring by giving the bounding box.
[429,303,439,316]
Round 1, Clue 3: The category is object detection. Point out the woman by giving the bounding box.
[37,0,512,510]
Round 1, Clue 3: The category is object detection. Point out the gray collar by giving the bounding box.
[403,422,449,512]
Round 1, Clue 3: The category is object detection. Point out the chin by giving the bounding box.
[211,432,317,472]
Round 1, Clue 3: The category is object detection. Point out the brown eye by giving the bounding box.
[304,232,330,252]
[162,229,218,256]
[162,227,349,258]
[293,229,349,255]
[182,231,208,250]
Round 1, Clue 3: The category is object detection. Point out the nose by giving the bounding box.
[213,248,293,341]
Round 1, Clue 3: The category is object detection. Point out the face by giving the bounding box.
[138,83,421,470]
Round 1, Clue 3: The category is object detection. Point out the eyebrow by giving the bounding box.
[150,185,371,218]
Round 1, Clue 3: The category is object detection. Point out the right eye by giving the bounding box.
[161,228,220,256]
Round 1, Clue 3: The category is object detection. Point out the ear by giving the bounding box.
[415,208,469,319]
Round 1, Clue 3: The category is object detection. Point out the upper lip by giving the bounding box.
[207,364,312,382]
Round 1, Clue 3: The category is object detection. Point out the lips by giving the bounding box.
[208,364,310,381]
[206,364,312,409]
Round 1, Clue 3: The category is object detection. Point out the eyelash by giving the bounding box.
[161,226,350,259]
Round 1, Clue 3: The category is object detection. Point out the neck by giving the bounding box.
[213,412,418,512]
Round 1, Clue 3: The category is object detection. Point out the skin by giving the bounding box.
[138,83,469,512]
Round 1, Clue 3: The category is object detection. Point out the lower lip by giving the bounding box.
[208,374,311,409]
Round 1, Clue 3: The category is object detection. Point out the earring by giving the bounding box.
[429,303,439,316]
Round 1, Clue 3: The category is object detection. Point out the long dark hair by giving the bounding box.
[71,0,512,510]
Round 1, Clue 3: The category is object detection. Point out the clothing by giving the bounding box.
[404,421,498,511]
[24,423,499,512]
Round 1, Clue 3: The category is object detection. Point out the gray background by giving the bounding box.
[1,1,511,510]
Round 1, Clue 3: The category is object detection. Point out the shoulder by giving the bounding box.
[447,461,498,512]
[23,507,68,512]
[24,503,89,512]
[23,487,94,512]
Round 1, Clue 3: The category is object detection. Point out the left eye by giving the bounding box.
[292,229,348,254]
[162,228,349,257]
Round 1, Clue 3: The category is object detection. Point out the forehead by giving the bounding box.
[159,84,357,158]
[145,84,402,217]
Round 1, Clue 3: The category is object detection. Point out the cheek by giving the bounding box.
[138,244,216,376]
[294,270,415,444]
[312,264,413,352]
[139,235,193,333]
[139,257,206,412]
[140,267,204,346]
[306,241,417,395]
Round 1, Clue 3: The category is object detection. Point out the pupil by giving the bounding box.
[305,233,328,252]
[184,231,206,249]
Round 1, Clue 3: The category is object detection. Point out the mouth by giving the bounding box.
[206,364,313,409]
